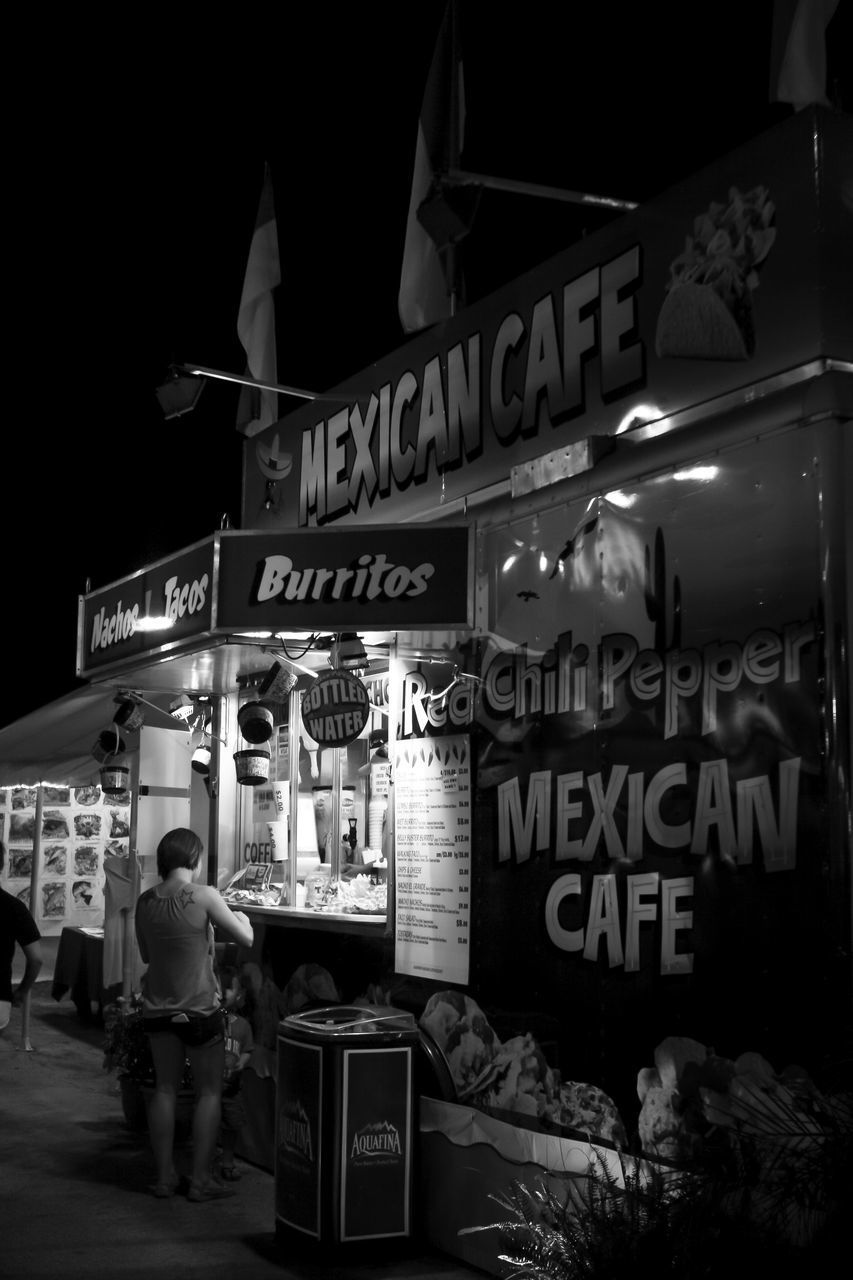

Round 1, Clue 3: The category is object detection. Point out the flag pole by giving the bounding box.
[447,0,462,317]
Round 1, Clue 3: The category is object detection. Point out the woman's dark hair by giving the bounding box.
[156,827,203,879]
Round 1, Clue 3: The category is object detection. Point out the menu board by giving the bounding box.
[394,734,471,985]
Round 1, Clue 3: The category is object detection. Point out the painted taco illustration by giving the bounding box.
[656,184,776,360]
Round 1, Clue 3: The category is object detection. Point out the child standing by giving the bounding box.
[217,965,255,1181]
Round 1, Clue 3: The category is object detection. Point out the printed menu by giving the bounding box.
[0,784,130,935]
[394,734,471,985]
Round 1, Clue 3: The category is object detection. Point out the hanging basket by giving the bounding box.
[113,697,144,732]
[92,728,127,764]
[234,746,271,786]
[191,744,212,776]
[100,763,130,794]
[237,700,275,744]
[258,660,298,703]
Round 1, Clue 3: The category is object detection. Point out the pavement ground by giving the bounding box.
[2,939,486,1280]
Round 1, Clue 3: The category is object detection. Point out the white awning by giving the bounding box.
[0,686,180,788]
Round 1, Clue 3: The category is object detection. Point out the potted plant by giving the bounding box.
[465,1152,721,1280]
[470,1043,853,1279]
[103,994,194,1132]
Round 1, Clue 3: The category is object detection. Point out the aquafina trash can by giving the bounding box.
[275,1004,419,1247]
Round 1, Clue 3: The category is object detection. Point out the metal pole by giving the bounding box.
[123,754,141,1000]
[181,365,354,407]
[184,364,319,401]
[446,168,638,212]
[28,787,43,923]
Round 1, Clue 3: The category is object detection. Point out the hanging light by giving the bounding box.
[169,694,195,722]
[190,709,226,775]
[155,365,206,419]
[329,633,368,671]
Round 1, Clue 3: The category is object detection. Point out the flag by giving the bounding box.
[398,2,465,334]
[770,0,839,110]
[236,162,281,437]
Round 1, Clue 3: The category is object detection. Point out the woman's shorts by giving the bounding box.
[144,1009,225,1047]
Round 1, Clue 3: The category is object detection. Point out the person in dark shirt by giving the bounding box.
[0,839,43,1049]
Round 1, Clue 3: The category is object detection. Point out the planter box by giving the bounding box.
[119,1080,195,1141]
[418,1097,648,1277]
[119,1064,277,1171]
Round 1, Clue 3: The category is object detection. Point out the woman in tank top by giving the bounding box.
[135,827,253,1201]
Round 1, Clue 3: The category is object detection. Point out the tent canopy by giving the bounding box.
[0,685,182,788]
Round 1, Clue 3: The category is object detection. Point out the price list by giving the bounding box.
[393,734,471,986]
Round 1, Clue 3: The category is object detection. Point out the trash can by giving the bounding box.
[275,1004,419,1246]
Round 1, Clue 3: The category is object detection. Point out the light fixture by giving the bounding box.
[134,615,175,632]
[155,365,206,419]
[189,706,226,775]
[671,465,719,483]
[329,633,368,671]
[615,402,664,435]
[183,363,319,403]
[605,489,638,509]
[169,694,195,722]
[155,364,354,419]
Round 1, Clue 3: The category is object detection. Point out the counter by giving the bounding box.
[229,900,387,935]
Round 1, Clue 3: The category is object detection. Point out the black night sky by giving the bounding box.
[3,1,849,728]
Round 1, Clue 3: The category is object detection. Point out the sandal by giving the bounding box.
[219,1164,242,1182]
[149,1174,181,1199]
[188,1182,236,1202]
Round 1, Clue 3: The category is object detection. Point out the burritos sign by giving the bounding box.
[241,107,852,531]
[215,525,471,631]
[77,525,472,676]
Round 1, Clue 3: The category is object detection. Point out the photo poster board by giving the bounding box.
[394,734,471,986]
[0,784,131,936]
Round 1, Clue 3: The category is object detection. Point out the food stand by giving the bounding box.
[67,105,851,1264]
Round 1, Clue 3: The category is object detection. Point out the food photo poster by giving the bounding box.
[0,785,130,934]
